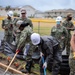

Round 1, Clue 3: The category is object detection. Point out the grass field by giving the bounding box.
[0,17,75,35]
[33,22,55,35]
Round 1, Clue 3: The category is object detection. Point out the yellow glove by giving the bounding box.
[73,52,75,59]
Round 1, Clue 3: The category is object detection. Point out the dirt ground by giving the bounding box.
[0,52,52,75]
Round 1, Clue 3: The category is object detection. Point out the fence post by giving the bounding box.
[38,21,40,34]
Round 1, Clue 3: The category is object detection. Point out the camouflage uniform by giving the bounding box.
[13,17,33,43]
[13,26,21,44]
[16,25,36,73]
[2,18,13,43]
[62,20,74,55]
[17,25,33,50]
[51,25,68,51]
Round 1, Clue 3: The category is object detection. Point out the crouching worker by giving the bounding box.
[30,33,62,75]
[69,31,75,75]
[16,22,34,74]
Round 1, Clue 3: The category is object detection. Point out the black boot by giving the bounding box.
[21,59,33,73]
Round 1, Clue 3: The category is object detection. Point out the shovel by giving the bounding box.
[42,56,46,75]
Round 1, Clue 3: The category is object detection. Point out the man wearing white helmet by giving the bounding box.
[30,33,62,75]
[51,16,68,51]
[7,11,13,17]
[2,11,14,43]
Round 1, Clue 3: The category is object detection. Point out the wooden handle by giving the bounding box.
[4,52,18,74]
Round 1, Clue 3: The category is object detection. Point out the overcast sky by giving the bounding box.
[0,0,75,11]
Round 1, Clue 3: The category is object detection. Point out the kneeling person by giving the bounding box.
[30,33,62,75]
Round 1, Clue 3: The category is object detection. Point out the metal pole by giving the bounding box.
[38,21,40,34]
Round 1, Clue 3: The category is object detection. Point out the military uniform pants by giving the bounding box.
[69,58,75,75]
[66,37,71,55]
[39,45,62,75]
[4,35,13,43]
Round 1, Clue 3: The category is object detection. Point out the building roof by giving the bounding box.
[22,5,36,10]
[45,9,75,13]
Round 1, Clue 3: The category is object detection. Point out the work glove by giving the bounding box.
[40,52,44,57]
[23,44,30,56]
[43,62,47,69]
[73,52,75,59]
[16,49,20,53]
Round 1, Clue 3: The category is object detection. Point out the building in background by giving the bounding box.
[45,9,75,19]
[0,5,75,19]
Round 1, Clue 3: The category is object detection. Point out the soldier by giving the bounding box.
[13,20,23,45]
[69,31,75,75]
[2,11,14,43]
[51,16,68,51]
[30,33,62,75]
[62,13,74,55]
[13,8,33,29]
[16,22,34,74]
[13,8,33,41]
[16,22,33,50]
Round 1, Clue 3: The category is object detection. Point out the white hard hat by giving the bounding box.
[56,16,62,21]
[31,33,40,45]
[7,11,13,17]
